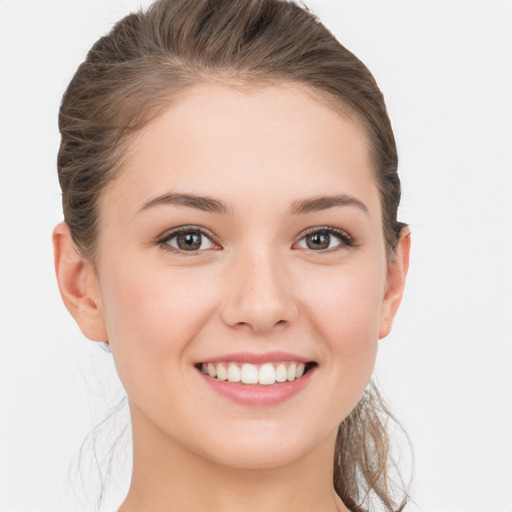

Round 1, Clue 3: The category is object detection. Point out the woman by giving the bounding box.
[53,0,411,510]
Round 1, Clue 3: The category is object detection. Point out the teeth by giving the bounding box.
[200,361,311,385]
[241,363,258,384]
[259,363,276,385]
[216,363,228,381]
[287,363,296,382]
[276,363,287,383]
[227,363,241,383]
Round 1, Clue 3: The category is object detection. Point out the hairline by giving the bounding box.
[86,76,385,268]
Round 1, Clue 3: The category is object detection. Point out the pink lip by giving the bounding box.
[198,365,316,406]
[199,351,312,364]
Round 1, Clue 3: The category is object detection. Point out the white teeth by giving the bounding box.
[241,363,259,384]
[276,363,287,383]
[216,363,228,381]
[200,361,312,385]
[227,363,241,383]
[287,363,296,382]
[259,363,276,385]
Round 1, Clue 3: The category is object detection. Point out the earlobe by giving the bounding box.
[379,226,411,339]
[52,222,108,342]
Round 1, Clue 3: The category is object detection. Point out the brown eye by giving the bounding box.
[176,232,202,250]
[295,227,352,252]
[163,229,217,252]
[305,231,331,250]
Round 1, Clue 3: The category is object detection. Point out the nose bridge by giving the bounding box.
[221,241,297,333]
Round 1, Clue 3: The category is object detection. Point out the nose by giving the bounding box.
[220,246,298,334]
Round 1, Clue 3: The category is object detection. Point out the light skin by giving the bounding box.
[53,82,410,512]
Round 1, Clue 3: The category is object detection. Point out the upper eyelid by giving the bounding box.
[158,225,353,251]
[295,225,354,246]
[158,225,218,244]
[159,225,350,239]
[298,225,351,239]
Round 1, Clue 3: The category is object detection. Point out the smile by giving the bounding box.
[195,352,317,405]
[198,361,316,385]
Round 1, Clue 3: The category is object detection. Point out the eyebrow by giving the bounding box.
[289,194,369,216]
[138,192,232,215]
[138,192,368,216]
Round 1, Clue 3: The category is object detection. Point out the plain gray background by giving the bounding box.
[0,0,511,511]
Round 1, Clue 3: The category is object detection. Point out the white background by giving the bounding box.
[0,0,511,511]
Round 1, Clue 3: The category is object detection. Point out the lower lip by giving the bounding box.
[198,368,315,406]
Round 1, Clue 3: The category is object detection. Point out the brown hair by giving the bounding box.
[58,0,410,510]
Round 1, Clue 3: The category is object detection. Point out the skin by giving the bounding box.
[53,82,410,512]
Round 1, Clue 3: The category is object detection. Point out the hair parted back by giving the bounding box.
[58,0,410,510]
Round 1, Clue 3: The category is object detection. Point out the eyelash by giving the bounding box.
[298,226,354,251]
[157,225,355,256]
[157,226,220,257]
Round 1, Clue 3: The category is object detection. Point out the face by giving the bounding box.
[88,83,397,469]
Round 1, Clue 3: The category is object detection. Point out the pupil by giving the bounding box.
[307,232,330,250]
[178,232,201,250]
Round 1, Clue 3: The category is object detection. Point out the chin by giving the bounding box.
[193,422,331,470]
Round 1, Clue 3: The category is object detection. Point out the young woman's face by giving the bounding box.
[91,83,396,468]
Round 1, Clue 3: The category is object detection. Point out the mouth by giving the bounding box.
[195,361,317,386]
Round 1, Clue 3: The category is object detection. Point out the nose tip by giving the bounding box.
[220,254,298,334]
[233,311,290,335]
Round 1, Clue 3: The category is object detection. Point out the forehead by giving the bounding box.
[103,82,380,218]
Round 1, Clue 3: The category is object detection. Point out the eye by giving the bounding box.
[159,227,219,254]
[295,227,353,252]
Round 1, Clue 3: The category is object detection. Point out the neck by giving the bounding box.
[120,402,349,512]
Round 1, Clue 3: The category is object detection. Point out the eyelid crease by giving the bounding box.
[299,225,352,241]
[157,225,221,256]
[294,225,356,251]
[157,224,218,243]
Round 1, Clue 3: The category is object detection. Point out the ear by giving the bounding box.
[379,226,411,339]
[52,221,108,342]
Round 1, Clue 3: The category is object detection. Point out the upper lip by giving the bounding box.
[199,351,314,364]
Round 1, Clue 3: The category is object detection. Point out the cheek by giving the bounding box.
[299,260,385,403]
[98,260,217,377]
[303,261,384,343]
